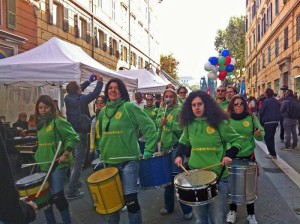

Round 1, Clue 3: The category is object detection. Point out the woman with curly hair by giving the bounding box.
[226,95,264,224]
[175,90,243,224]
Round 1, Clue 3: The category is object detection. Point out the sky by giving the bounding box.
[155,0,246,83]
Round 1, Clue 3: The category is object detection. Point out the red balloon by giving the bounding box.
[224,56,231,66]
[219,71,227,80]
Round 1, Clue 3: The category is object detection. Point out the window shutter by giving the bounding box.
[86,22,91,43]
[109,37,113,55]
[48,0,54,25]
[74,14,80,38]
[94,27,98,47]
[103,33,107,51]
[63,7,69,32]
[7,0,16,29]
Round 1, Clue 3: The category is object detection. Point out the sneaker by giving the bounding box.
[183,211,193,220]
[160,208,173,215]
[226,210,237,223]
[247,214,258,224]
[76,180,84,188]
[121,206,127,212]
[280,146,291,151]
[66,191,84,200]
[265,154,277,159]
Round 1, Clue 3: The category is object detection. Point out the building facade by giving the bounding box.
[245,0,300,97]
[0,0,161,71]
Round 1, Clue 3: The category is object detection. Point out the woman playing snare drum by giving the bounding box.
[175,90,243,224]
[95,78,157,224]
[34,95,79,224]
[226,95,265,224]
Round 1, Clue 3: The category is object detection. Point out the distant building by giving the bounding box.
[200,76,208,91]
[179,76,196,86]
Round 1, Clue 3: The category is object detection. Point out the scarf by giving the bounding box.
[36,113,54,130]
[231,111,249,120]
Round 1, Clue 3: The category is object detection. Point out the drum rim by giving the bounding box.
[16,173,46,189]
[174,170,217,188]
[87,167,118,183]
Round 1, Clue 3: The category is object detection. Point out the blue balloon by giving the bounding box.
[209,56,218,66]
[226,64,234,72]
[221,49,230,57]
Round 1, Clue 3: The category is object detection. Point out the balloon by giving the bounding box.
[211,65,218,74]
[221,49,230,57]
[230,57,236,66]
[227,72,233,76]
[207,72,217,80]
[226,64,235,72]
[219,65,226,71]
[225,56,231,65]
[204,62,213,71]
[218,71,227,81]
[209,56,218,66]
[218,56,226,66]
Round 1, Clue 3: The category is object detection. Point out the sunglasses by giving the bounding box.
[96,100,104,103]
[179,92,186,94]
[233,102,244,106]
[217,89,226,92]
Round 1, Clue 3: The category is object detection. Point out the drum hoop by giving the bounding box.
[87,168,118,184]
[16,173,46,189]
[174,170,217,188]
[174,180,216,190]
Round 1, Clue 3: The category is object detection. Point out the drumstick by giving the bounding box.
[35,141,62,198]
[180,165,190,175]
[198,163,222,171]
[21,161,55,168]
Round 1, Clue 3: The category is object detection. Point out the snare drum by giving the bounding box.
[16,173,51,210]
[227,159,257,204]
[87,167,124,214]
[139,152,172,189]
[174,170,219,206]
[91,158,104,172]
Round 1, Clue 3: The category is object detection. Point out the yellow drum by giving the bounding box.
[87,167,124,214]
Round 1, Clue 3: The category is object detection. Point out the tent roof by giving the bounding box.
[0,37,137,89]
[117,69,168,93]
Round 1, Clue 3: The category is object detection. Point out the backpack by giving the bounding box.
[287,98,300,119]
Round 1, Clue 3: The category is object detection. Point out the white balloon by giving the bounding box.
[211,66,218,74]
[230,58,236,66]
[207,72,217,80]
[204,62,213,71]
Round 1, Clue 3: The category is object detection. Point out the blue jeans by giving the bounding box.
[68,133,87,195]
[44,168,71,224]
[263,123,278,156]
[193,178,228,224]
[108,160,142,224]
[164,150,192,215]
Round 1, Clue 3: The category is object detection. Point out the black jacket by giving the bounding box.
[259,97,280,125]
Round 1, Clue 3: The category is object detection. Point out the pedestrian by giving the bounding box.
[280,89,298,150]
[259,88,280,159]
[226,86,238,101]
[34,95,79,224]
[64,74,103,199]
[215,85,229,110]
[174,90,243,224]
[177,86,188,105]
[278,86,288,143]
[156,88,193,220]
[226,95,265,224]
[95,78,157,224]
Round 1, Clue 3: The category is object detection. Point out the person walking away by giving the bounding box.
[280,89,298,150]
[259,88,280,159]
[65,74,103,199]
[226,95,265,224]
[174,90,243,224]
[95,78,157,224]
[34,95,79,224]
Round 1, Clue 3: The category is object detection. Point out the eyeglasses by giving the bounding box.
[96,100,104,103]
[179,92,186,94]
[233,102,244,106]
[146,99,153,101]
[217,89,226,92]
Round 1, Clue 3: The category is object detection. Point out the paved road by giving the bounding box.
[16,128,300,224]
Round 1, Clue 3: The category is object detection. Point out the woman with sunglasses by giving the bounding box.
[226,95,265,224]
[90,95,107,159]
[174,90,243,224]
[95,78,156,224]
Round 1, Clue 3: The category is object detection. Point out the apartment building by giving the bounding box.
[245,0,300,97]
[0,0,161,71]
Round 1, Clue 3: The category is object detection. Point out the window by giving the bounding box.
[7,0,16,29]
[79,18,87,41]
[297,14,300,41]
[53,2,63,29]
[138,57,143,69]
[97,0,102,8]
[252,63,257,76]
[284,26,288,50]
[248,68,251,80]
[123,46,128,62]
[258,58,260,72]
[275,0,279,15]
[112,0,116,20]
[112,39,117,56]
[252,30,256,49]
[251,2,256,19]
[257,23,261,42]
[268,45,271,63]
[275,37,279,57]
[267,4,272,26]
[262,52,265,67]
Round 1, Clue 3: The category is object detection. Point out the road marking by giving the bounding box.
[256,140,300,188]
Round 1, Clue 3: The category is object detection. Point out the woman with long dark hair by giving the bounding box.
[175,90,243,224]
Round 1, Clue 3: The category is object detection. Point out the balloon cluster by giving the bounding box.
[204,49,236,81]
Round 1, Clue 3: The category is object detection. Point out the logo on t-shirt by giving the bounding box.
[115,111,123,119]
[167,114,173,121]
[206,126,216,134]
[243,121,250,127]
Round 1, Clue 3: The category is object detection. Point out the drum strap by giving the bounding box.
[217,165,226,184]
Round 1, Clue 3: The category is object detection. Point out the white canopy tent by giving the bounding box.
[0,37,137,89]
[117,69,168,93]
